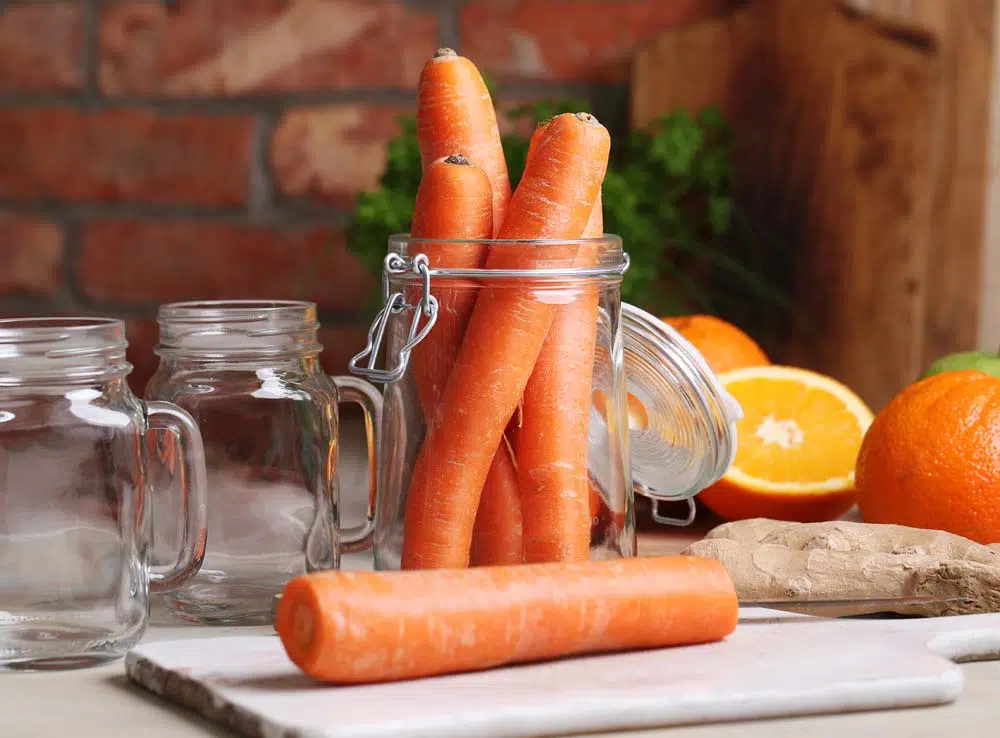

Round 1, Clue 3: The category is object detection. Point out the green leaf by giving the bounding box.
[695,146,731,191]
[482,73,498,96]
[651,112,704,178]
[501,133,531,190]
[708,196,732,235]
[698,105,725,131]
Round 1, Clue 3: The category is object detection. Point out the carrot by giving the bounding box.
[417,48,511,235]
[408,154,493,418]
[415,51,522,565]
[276,555,739,684]
[582,191,604,238]
[401,113,611,569]
[469,442,523,565]
[519,193,605,562]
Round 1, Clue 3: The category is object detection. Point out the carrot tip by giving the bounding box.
[434,47,458,59]
[443,153,472,166]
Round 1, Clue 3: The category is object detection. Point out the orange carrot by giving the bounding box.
[401,113,611,569]
[276,555,739,684]
[413,50,523,563]
[469,441,523,565]
[409,154,493,418]
[519,193,605,562]
[417,48,511,235]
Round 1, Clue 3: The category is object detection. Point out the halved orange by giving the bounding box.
[698,365,875,522]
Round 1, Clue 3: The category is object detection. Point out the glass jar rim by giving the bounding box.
[155,300,322,360]
[388,234,628,283]
[0,317,130,386]
[157,300,318,323]
[389,233,623,247]
[0,316,124,337]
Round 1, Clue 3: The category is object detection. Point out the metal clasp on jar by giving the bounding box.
[349,251,631,385]
[349,253,439,384]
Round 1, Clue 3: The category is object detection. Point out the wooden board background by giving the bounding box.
[849,0,998,366]
[632,0,996,411]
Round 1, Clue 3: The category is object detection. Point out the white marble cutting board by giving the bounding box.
[125,607,1000,738]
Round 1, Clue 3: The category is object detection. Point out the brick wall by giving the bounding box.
[0,0,727,392]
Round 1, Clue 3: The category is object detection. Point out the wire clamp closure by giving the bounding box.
[349,248,630,384]
[348,254,438,384]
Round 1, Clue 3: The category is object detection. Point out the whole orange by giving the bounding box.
[855,370,1000,544]
[663,315,770,374]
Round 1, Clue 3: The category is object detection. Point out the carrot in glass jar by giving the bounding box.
[469,440,523,566]
[408,157,522,564]
[408,154,493,416]
[276,555,739,684]
[416,48,512,235]
[400,113,611,570]
[519,193,605,562]
[413,49,524,565]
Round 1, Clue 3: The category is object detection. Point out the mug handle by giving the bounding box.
[145,401,209,594]
[329,375,382,553]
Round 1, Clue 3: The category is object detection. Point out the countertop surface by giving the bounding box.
[3,609,999,738]
[4,533,999,738]
[3,440,997,737]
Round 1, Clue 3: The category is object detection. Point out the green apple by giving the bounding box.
[920,350,1000,380]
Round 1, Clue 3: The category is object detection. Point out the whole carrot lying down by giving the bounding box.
[275,555,738,684]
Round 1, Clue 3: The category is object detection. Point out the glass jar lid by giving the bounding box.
[619,303,742,503]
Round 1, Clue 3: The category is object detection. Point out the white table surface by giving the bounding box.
[2,616,998,738]
[4,433,997,737]
[4,543,1000,738]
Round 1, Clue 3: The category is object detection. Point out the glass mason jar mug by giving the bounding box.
[351,235,743,570]
[145,301,381,625]
[0,318,207,670]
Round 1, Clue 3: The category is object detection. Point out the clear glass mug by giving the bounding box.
[144,301,381,625]
[0,318,207,670]
[350,235,742,570]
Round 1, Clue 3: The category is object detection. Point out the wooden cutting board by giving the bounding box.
[628,0,999,412]
[125,607,1000,738]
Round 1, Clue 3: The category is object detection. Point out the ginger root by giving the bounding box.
[682,518,1000,616]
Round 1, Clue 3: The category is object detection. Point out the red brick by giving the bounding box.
[270,104,407,206]
[0,215,64,297]
[78,220,374,312]
[0,108,252,207]
[0,4,82,92]
[461,0,735,82]
[99,0,438,96]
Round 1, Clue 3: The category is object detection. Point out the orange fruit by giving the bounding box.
[663,314,771,374]
[856,370,1000,544]
[698,366,874,522]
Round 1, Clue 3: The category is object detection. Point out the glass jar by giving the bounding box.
[350,236,742,570]
[0,317,207,669]
[144,301,381,625]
